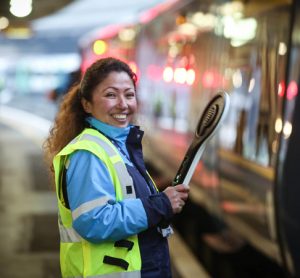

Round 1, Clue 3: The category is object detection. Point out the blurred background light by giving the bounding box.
[232,69,242,88]
[163,66,174,83]
[93,40,107,55]
[275,118,283,133]
[118,28,136,42]
[278,81,285,97]
[0,17,9,30]
[223,16,257,47]
[10,0,32,18]
[128,61,138,74]
[202,70,215,88]
[278,42,287,56]
[287,80,298,100]
[186,69,195,85]
[248,78,255,93]
[283,121,292,139]
[174,67,187,84]
[190,12,216,31]
[220,1,244,16]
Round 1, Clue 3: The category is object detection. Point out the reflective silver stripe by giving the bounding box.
[69,136,79,144]
[65,159,70,169]
[87,271,141,278]
[72,196,111,220]
[58,222,81,243]
[59,225,81,243]
[79,134,117,156]
[66,271,141,277]
[58,213,81,243]
[100,271,140,278]
[71,132,136,199]
[114,161,136,199]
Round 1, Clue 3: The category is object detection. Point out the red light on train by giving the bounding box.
[278,81,285,97]
[287,80,298,100]
[147,64,162,80]
[202,70,215,88]
[163,66,173,82]
[202,70,222,88]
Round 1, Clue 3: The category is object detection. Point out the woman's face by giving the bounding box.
[82,71,137,127]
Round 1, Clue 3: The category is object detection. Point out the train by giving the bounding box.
[78,0,300,277]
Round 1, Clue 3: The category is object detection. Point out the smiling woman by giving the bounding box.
[81,71,137,128]
[43,57,189,278]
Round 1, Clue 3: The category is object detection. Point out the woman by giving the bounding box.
[44,57,189,278]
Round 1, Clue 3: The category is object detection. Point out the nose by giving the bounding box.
[117,95,128,109]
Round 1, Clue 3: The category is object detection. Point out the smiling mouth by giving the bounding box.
[112,114,128,121]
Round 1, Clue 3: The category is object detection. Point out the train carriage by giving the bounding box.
[78,0,300,276]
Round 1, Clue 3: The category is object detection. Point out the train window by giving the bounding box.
[183,1,290,168]
[136,0,291,168]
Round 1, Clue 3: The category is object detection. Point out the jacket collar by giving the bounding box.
[86,117,136,143]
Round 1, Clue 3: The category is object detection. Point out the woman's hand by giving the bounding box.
[163,184,189,214]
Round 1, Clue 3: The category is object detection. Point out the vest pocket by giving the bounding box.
[84,236,141,274]
[114,239,134,250]
[103,255,129,270]
[102,240,134,270]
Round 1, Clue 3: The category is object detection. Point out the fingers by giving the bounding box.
[164,185,189,201]
[174,184,189,201]
[174,184,190,193]
[163,184,190,214]
[174,198,185,214]
[170,196,184,214]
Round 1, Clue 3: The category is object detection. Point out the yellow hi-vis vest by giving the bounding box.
[53,128,142,278]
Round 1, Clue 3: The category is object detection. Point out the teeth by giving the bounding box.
[113,114,127,120]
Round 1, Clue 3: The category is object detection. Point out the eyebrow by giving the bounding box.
[103,86,134,91]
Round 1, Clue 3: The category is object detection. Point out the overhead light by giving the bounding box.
[0,17,9,30]
[10,0,32,18]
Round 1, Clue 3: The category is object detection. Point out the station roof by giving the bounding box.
[30,0,178,38]
[0,0,74,29]
[0,0,180,55]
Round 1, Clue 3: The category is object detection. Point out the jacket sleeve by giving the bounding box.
[140,193,174,228]
[66,150,148,243]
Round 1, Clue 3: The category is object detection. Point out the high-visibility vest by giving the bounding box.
[53,128,142,278]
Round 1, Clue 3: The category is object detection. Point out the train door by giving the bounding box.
[276,0,300,276]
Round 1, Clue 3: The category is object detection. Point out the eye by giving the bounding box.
[126,91,136,98]
[105,92,116,98]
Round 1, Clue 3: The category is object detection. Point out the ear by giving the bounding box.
[81,98,92,113]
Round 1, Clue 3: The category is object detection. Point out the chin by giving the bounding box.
[113,122,129,128]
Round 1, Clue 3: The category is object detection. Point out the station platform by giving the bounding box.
[0,95,210,277]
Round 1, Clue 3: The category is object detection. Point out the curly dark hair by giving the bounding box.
[43,57,137,172]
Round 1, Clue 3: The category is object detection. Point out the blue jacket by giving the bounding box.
[66,117,173,277]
